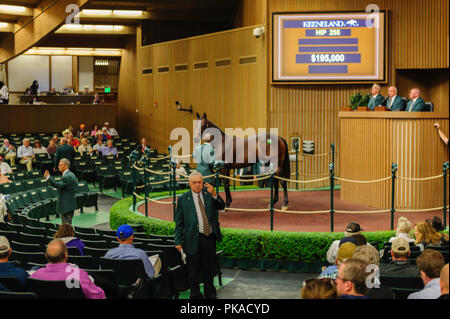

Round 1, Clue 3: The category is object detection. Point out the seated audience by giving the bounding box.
[0,236,29,289]
[31,239,105,299]
[100,127,112,141]
[351,234,367,246]
[0,139,17,166]
[408,249,445,299]
[99,139,118,157]
[389,216,415,243]
[379,237,420,277]
[405,88,425,112]
[368,84,384,111]
[78,138,93,156]
[33,140,48,155]
[0,172,10,184]
[0,81,9,104]
[336,259,371,299]
[319,242,356,280]
[0,155,12,175]
[92,138,104,154]
[352,245,395,299]
[385,86,405,111]
[46,136,58,154]
[53,224,85,256]
[67,133,80,148]
[426,216,446,233]
[175,161,188,181]
[326,222,363,264]
[76,124,90,139]
[104,122,118,137]
[104,225,159,279]
[91,124,100,137]
[414,221,449,251]
[17,138,35,172]
[24,88,32,96]
[300,278,337,299]
[439,264,449,299]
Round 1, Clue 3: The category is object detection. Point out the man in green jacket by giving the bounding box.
[368,84,385,111]
[44,158,78,225]
[174,171,225,299]
[405,88,426,112]
[386,86,405,111]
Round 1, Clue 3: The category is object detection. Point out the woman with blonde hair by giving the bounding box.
[414,221,449,251]
[301,278,337,299]
[389,216,415,243]
[78,138,93,156]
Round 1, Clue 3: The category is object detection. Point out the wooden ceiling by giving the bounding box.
[0,0,240,62]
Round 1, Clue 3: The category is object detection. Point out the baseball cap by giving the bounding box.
[337,242,357,263]
[116,224,134,240]
[391,237,410,254]
[346,222,363,233]
[426,216,445,232]
[0,236,11,255]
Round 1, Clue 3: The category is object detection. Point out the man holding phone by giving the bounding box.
[174,171,225,299]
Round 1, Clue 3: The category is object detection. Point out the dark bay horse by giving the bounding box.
[196,113,290,209]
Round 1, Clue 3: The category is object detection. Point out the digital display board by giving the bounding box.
[272,11,386,83]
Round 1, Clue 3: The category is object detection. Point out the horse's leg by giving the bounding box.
[272,177,279,206]
[282,180,289,210]
[224,168,232,207]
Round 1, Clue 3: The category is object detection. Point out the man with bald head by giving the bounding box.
[30,239,105,299]
[44,158,78,224]
[439,264,449,299]
[406,88,426,112]
[386,86,405,111]
[368,84,385,111]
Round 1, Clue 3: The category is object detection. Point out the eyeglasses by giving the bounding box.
[335,276,350,283]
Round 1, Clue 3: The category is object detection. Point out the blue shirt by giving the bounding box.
[340,294,370,299]
[0,261,29,288]
[99,146,118,157]
[407,278,441,299]
[104,244,155,279]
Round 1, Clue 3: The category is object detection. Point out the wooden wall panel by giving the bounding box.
[339,113,449,209]
[128,26,267,154]
[268,0,449,192]
[0,104,117,134]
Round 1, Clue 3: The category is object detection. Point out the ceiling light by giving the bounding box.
[0,5,27,13]
[113,10,143,16]
[81,9,112,15]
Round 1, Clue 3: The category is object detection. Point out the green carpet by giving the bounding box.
[43,210,110,227]
[88,183,124,199]
[177,277,234,299]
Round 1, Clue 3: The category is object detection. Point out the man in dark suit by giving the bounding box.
[44,158,78,225]
[54,138,76,174]
[405,88,426,112]
[386,86,405,111]
[174,171,225,299]
[136,137,150,156]
[368,84,385,111]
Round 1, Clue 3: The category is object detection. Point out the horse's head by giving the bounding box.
[196,112,212,135]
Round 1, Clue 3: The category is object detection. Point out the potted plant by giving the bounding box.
[348,92,362,111]
[357,93,370,111]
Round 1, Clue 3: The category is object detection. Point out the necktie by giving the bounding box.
[390,98,394,107]
[409,101,414,112]
[198,194,212,236]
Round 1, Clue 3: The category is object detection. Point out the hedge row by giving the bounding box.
[110,191,397,263]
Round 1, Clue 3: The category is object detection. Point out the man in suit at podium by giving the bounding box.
[175,171,226,299]
[368,84,385,111]
[406,88,425,112]
[386,86,405,111]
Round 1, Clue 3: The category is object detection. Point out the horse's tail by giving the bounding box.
[280,137,291,178]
